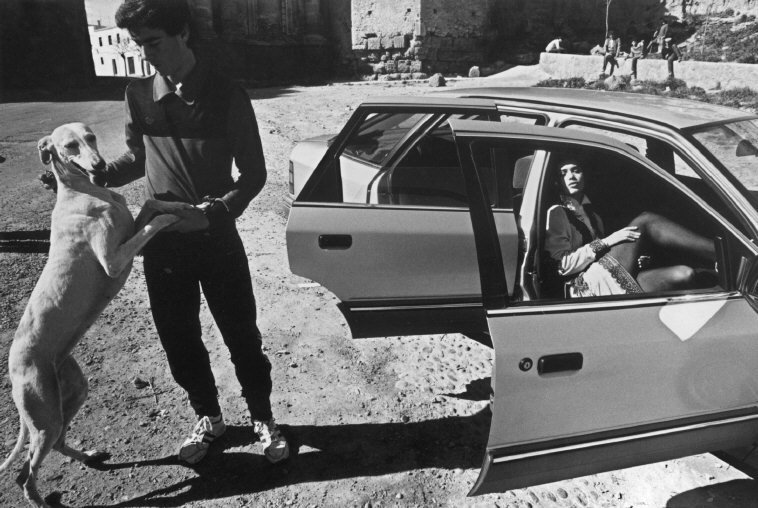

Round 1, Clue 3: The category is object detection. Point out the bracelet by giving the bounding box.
[201,196,231,215]
[589,239,610,259]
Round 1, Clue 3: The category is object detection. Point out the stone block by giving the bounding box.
[428,73,446,87]
[392,35,406,48]
[396,60,411,73]
[410,60,423,72]
[468,66,480,78]
[411,72,428,80]
[367,37,382,50]
[385,60,396,73]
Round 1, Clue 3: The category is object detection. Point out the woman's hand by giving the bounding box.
[602,226,641,247]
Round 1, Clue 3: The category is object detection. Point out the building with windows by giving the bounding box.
[88,22,153,77]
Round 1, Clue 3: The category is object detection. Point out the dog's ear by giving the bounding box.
[38,136,54,165]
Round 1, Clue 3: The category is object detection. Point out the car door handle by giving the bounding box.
[318,234,352,250]
[538,353,583,375]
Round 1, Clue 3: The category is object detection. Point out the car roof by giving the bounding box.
[363,87,758,131]
[448,118,636,153]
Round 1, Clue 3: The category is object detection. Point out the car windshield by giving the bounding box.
[691,119,758,201]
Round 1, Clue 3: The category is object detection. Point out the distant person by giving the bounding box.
[601,31,621,76]
[629,39,645,80]
[546,37,565,53]
[663,38,683,79]
[647,19,668,54]
[656,20,669,54]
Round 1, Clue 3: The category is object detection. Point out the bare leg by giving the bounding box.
[609,211,714,277]
[637,265,695,292]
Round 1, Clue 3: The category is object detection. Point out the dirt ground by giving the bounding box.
[1,67,758,508]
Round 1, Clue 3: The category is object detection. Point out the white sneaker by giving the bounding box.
[178,414,226,464]
[253,418,289,463]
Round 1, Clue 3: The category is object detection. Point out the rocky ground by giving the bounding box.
[1,67,758,507]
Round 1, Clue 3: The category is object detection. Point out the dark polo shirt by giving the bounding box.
[104,59,266,220]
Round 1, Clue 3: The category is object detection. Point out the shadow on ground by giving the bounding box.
[0,230,51,253]
[666,479,758,507]
[69,407,491,507]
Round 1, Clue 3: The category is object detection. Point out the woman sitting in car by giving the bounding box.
[544,159,715,298]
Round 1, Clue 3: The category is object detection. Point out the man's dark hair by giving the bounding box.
[115,0,191,36]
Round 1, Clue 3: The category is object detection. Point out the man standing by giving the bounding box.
[102,0,289,465]
[601,31,621,76]
[656,19,669,55]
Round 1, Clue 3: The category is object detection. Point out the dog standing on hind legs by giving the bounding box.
[0,122,194,508]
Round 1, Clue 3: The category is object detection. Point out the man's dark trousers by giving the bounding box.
[143,226,273,421]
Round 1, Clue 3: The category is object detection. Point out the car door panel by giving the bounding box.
[470,295,758,494]
[446,119,758,495]
[286,203,518,337]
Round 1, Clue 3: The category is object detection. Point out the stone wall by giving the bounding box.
[539,51,758,90]
[351,0,420,52]
[418,0,491,73]
[188,0,336,81]
[668,0,758,18]
[0,0,94,91]
[349,0,670,76]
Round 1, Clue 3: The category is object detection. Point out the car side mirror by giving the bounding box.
[736,139,758,157]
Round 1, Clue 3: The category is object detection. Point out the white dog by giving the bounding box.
[1,122,193,507]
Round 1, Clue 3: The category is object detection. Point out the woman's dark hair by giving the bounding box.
[116,0,191,37]
[550,156,589,200]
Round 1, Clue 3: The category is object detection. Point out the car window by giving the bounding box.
[562,122,744,232]
[497,111,548,125]
[342,112,429,165]
[384,117,538,209]
[562,123,697,178]
[334,110,546,207]
[691,119,758,196]
[529,141,747,300]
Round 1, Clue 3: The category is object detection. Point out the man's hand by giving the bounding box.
[40,171,57,193]
[135,199,209,233]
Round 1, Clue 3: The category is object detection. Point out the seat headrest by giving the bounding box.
[513,155,534,188]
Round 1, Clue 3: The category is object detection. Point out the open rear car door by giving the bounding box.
[447,119,758,495]
[286,100,530,341]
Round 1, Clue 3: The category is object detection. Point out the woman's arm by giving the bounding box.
[544,205,598,276]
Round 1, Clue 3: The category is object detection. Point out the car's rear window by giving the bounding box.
[342,112,428,166]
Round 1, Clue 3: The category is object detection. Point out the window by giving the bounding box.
[127,57,135,75]
[528,141,743,300]
[343,112,427,166]
[117,33,120,43]
[304,108,545,206]
[108,35,112,45]
[98,37,102,47]
[100,57,104,65]
[562,122,743,231]
[111,59,117,75]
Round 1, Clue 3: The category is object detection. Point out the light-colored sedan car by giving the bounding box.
[286,88,758,494]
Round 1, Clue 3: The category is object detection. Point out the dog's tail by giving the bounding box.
[0,416,27,471]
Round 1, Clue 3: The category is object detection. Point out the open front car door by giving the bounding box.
[447,120,758,496]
